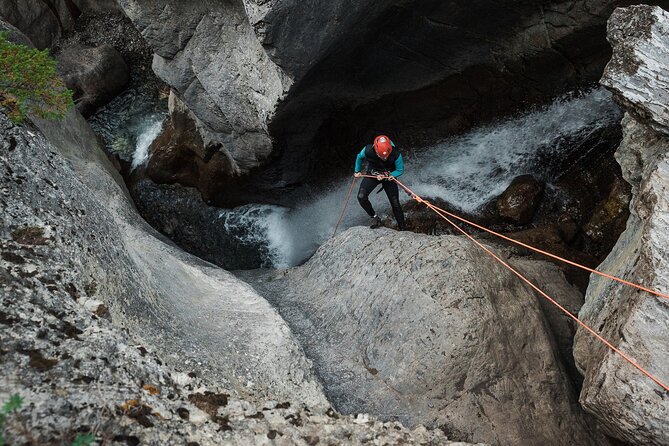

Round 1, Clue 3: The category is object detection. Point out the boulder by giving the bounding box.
[0,17,34,47]
[239,227,611,446]
[0,1,125,50]
[0,0,61,49]
[574,6,669,444]
[496,175,544,225]
[144,92,236,200]
[118,0,286,179]
[56,44,130,117]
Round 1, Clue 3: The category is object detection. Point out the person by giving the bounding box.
[354,135,406,230]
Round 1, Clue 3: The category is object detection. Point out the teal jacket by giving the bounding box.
[354,143,404,177]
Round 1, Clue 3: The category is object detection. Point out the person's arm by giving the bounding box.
[390,154,404,178]
[354,148,366,173]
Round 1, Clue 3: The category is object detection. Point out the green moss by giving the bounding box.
[0,31,74,123]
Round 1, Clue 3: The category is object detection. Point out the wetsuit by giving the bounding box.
[354,143,406,230]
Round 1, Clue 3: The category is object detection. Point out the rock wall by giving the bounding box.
[574,5,669,445]
[239,227,611,446]
[0,107,327,403]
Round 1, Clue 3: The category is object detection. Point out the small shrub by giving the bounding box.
[0,31,73,123]
[71,433,96,446]
[0,394,23,446]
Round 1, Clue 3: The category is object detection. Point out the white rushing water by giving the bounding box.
[131,116,164,170]
[217,205,294,268]
[233,88,621,268]
[404,87,622,212]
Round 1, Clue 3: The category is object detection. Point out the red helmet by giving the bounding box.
[373,135,392,159]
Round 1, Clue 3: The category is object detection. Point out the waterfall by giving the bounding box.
[230,87,621,268]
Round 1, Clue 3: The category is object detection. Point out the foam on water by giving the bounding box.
[404,87,622,212]
[131,116,164,170]
[218,205,294,268]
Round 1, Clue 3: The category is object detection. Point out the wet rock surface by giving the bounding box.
[127,174,277,270]
[238,227,611,446]
[574,5,669,445]
[496,175,544,225]
[55,8,171,164]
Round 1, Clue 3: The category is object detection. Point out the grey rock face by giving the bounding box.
[72,0,122,12]
[574,114,669,445]
[1,209,461,445]
[574,6,669,444]
[240,227,610,446]
[240,0,390,80]
[0,103,325,408]
[56,44,130,117]
[601,5,669,135]
[118,0,290,177]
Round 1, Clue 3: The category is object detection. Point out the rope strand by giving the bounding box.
[332,176,358,238]
[390,176,669,301]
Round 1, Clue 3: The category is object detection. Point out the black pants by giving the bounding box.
[357,177,405,229]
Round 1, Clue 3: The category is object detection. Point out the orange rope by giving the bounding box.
[332,176,358,238]
[387,177,669,301]
[389,176,669,393]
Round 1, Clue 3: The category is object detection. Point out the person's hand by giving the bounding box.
[354,172,362,178]
[376,174,385,181]
[386,174,395,181]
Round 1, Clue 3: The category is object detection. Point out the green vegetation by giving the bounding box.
[71,433,96,446]
[0,394,96,445]
[0,394,23,446]
[0,31,73,123]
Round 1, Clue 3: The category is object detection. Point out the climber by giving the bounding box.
[354,135,406,230]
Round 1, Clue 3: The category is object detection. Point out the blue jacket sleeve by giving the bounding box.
[390,154,404,178]
[354,148,366,173]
